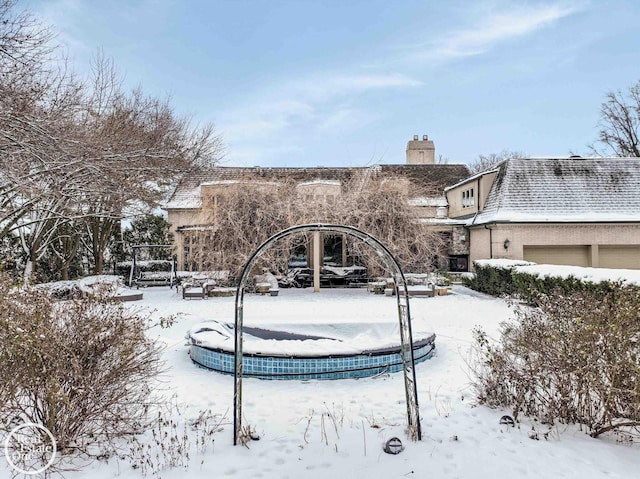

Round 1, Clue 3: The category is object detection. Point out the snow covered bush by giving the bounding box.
[33,279,85,299]
[0,276,163,469]
[509,267,633,306]
[473,286,640,438]
[470,259,640,304]
[467,260,528,296]
[33,275,124,300]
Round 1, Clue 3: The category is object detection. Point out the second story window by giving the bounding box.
[462,188,475,208]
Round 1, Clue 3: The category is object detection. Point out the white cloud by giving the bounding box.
[407,3,581,63]
[218,70,421,165]
[294,73,422,101]
[224,144,304,167]
[221,72,420,144]
[222,100,314,140]
[316,106,376,134]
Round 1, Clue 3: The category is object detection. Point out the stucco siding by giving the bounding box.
[478,172,497,211]
[469,227,491,264]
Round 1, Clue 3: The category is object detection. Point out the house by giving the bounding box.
[445,157,640,269]
[164,136,470,273]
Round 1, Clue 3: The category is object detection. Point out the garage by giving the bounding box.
[599,245,640,269]
[523,245,590,267]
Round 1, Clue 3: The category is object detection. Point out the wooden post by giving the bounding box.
[342,234,347,266]
[313,231,321,292]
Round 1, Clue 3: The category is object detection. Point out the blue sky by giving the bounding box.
[26,0,640,168]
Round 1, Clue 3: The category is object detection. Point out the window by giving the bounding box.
[448,255,469,272]
[462,188,475,208]
[323,234,343,266]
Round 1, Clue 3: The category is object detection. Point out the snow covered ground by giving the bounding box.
[4,285,639,478]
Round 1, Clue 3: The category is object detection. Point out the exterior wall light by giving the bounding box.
[503,239,510,250]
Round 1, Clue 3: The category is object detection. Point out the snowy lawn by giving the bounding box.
[4,286,639,478]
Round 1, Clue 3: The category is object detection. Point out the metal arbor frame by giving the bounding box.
[233,223,422,445]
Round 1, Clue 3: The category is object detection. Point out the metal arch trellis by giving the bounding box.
[233,223,422,445]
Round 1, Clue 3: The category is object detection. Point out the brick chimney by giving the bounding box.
[406,134,435,164]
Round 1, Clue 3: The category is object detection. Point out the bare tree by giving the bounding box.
[75,54,223,273]
[191,172,447,280]
[0,1,77,239]
[49,219,82,280]
[0,58,84,282]
[0,6,224,282]
[468,150,526,174]
[591,79,640,157]
[0,0,53,75]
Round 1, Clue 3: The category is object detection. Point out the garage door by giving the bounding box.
[599,246,640,269]
[523,245,590,267]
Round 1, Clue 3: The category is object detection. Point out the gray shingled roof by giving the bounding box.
[165,164,470,210]
[471,158,640,224]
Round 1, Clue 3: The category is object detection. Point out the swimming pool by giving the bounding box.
[188,321,436,380]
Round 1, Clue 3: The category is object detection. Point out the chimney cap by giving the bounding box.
[413,135,418,140]
[423,134,428,140]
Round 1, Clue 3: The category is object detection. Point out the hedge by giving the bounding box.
[467,259,640,302]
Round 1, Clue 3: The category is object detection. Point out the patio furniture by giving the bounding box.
[181,275,216,299]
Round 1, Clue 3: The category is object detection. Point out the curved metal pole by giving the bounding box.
[233,223,422,444]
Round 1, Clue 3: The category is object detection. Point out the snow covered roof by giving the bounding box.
[297,179,342,187]
[444,166,501,192]
[419,217,467,226]
[201,180,281,187]
[164,176,203,209]
[470,157,640,225]
[408,196,448,207]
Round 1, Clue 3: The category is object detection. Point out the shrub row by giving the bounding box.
[465,260,639,303]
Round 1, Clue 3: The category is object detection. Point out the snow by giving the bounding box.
[3,285,639,478]
[474,259,535,269]
[513,264,640,286]
[407,196,447,207]
[254,270,279,290]
[189,319,434,356]
[476,259,640,286]
[35,275,124,297]
[321,265,366,277]
[444,166,501,192]
[201,180,282,187]
[468,211,640,224]
[163,184,202,209]
[297,180,342,187]
[117,260,173,268]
